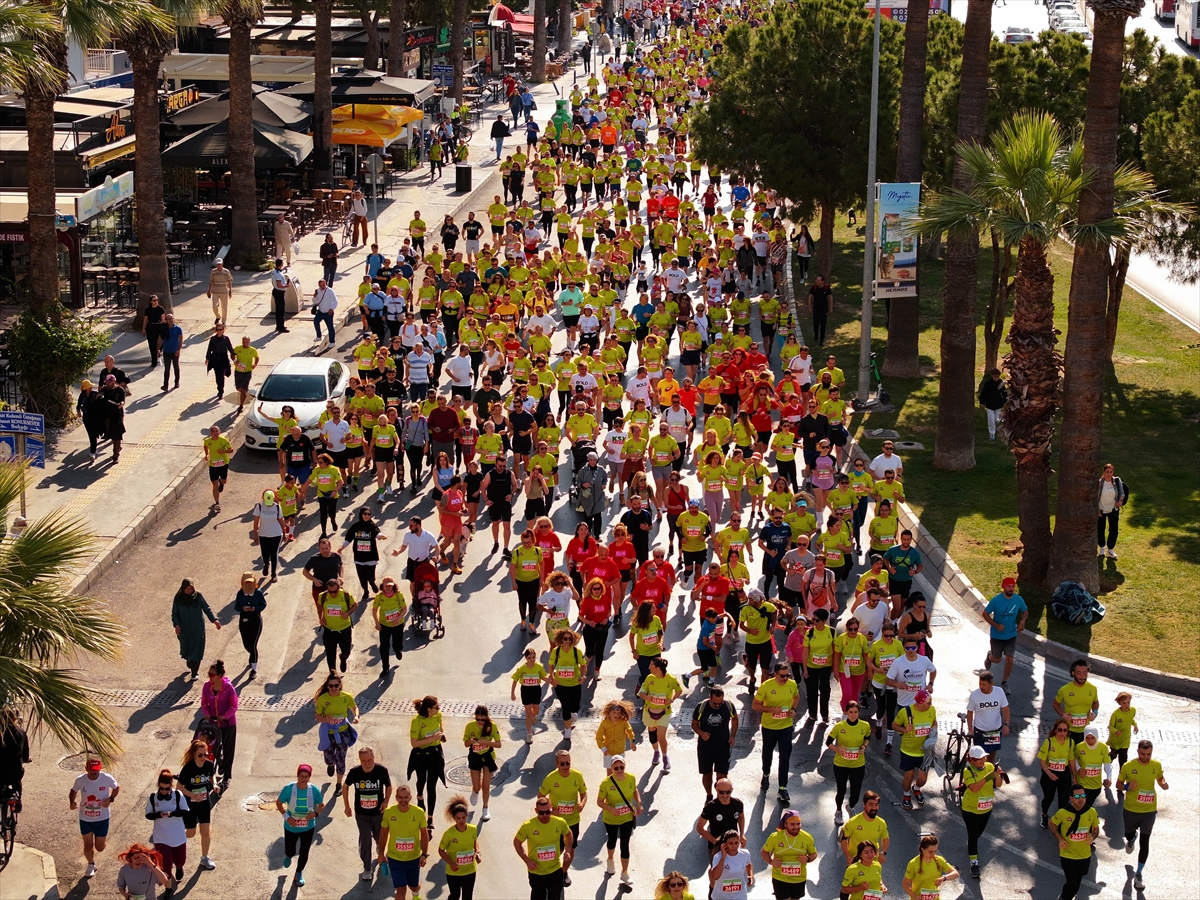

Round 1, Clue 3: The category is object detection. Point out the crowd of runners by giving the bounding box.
[20,1,1174,899]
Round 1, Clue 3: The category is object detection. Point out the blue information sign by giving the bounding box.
[0,411,45,436]
[24,436,45,469]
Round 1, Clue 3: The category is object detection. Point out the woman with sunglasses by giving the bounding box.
[1050,785,1100,900]
[341,507,387,602]
[638,656,683,772]
[839,840,885,900]
[833,616,870,714]
[510,648,548,743]
[1037,718,1078,828]
[548,630,585,740]
[826,700,873,826]
[578,576,614,682]
[314,674,359,797]
[597,755,642,885]
[462,705,500,823]
[664,470,691,555]
[654,871,694,900]
[901,833,957,900]
[372,577,408,676]
[897,591,934,661]
[408,696,447,833]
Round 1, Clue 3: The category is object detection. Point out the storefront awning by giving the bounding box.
[162,119,312,169]
[510,14,537,36]
[277,70,436,106]
[161,53,365,86]
[0,190,87,224]
[80,134,136,170]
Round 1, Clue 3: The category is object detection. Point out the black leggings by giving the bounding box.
[318,495,338,534]
[1109,746,1129,768]
[283,828,315,873]
[406,445,425,481]
[219,725,236,782]
[517,579,541,625]
[447,872,477,900]
[260,534,282,578]
[1040,772,1072,816]
[962,809,991,857]
[322,627,352,671]
[414,766,438,818]
[239,614,262,665]
[605,820,634,858]
[582,622,610,672]
[1097,510,1119,549]
[777,458,797,491]
[834,765,865,810]
[805,667,832,719]
[1125,826,1152,866]
[1060,855,1090,900]
[555,683,582,722]
[354,562,379,595]
[379,624,403,668]
[873,686,898,729]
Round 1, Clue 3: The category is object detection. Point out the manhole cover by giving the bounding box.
[153,729,175,740]
[893,441,924,451]
[246,790,280,811]
[59,752,90,772]
[445,758,473,786]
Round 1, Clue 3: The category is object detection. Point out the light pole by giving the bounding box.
[857,0,882,406]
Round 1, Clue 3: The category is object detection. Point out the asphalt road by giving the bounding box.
[12,426,1199,900]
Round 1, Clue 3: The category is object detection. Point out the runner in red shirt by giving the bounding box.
[532,516,562,581]
[638,547,676,592]
[566,523,601,593]
[577,576,614,680]
[691,561,733,650]
[607,525,640,618]
[578,544,622,614]
[631,564,671,624]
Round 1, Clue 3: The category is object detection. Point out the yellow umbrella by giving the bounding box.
[332,104,424,126]
[331,116,406,148]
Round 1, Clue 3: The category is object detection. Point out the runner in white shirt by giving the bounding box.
[664,261,688,293]
[444,345,474,397]
[603,424,627,489]
[885,639,937,707]
[965,672,1009,762]
[869,445,904,480]
[626,367,653,406]
[788,348,815,387]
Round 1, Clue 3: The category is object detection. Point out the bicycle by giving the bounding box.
[341,211,354,247]
[942,711,970,792]
[0,787,19,870]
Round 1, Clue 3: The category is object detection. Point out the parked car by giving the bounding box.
[1004,26,1036,44]
[244,355,348,450]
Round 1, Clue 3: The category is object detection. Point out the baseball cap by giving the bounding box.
[214,257,224,265]
[968,745,987,760]
[688,499,701,508]
[1002,577,1017,589]
[262,490,276,506]
[914,690,931,703]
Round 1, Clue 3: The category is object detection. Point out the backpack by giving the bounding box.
[149,790,182,815]
[1050,581,1106,626]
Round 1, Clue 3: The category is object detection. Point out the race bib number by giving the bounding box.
[919,891,940,900]
[554,667,575,680]
[914,725,931,737]
[845,655,861,668]
[549,610,567,621]
[287,816,309,827]
[456,850,475,866]
[290,451,306,463]
[326,603,345,619]
[356,539,372,553]
[864,891,884,900]
[1069,714,1089,728]
[536,845,558,861]
[359,796,378,810]
[826,549,842,562]
[522,676,541,686]
[779,864,803,877]
[192,790,208,802]
[721,879,743,894]
[394,837,416,854]
[1083,765,1101,779]
[976,796,993,811]
[771,709,790,719]
[642,633,659,646]
[612,803,630,816]
[554,802,574,816]
[810,655,829,667]
[1137,790,1155,805]
[840,747,861,761]
[521,559,539,572]
[1048,759,1067,772]
[472,741,489,754]
[1069,830,1090,842]
[83,802,103,819]
[648,692,667,707]
[686,526,702,537]
[318,474,332,486]
[384,609,402,625]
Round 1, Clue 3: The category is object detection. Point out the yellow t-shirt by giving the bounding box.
[438,823,479,875]
[754,677,799,731]
[515,814,571,874]
[763,828,817,884]
[538,769,587,826]
[381,803,426,861]
[204,436,233,467]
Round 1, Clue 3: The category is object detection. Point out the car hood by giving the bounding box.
[250,399,327,429]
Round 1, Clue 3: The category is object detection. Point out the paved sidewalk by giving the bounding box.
[24,56,585,593]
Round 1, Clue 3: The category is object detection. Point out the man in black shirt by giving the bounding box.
[303,537,344,609]
[472,377,502,422]
[797,402,831,483]
[279,426,316,483]
[377,368,406,409]
[619,495,654,563]
[695,777,745,860]
[342,746,392,881]
[691,686,739,802]
[142,295,168,366]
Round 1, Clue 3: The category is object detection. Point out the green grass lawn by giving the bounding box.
[803,222,1200,678]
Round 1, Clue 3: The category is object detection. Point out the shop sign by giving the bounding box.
[165,86,201,112]
[0,230,26,243]
[406,30,436,49]
[76,172,135,223]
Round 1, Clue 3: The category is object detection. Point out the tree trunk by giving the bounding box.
[983,229,1013,376]
[557,0,573,52]
[532,0,548,83]
[387,0,407,76]
[361,7,381,71]
[25,78,65,322]
[226,15,263,267]
[933,0,992,471]
[883,0,930,380]
[817,201,835,283]
[313,0,333,186]
[1104,244,1129,364]
[451,0,469,103]
[1003,237,1061,585]
[125,33,173,316]
[1052,0,1139,593]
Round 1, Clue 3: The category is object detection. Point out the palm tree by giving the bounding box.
[933,0,992,472]
[450,0,469,103]
[0,3,56,74]
[0,463,126,763]
[313,0,333,186]
[882,0,929,380]
[1051,0,1146,593]
[531,0,547,83]
[19,0,168,324]
[385,0,406,75]
[215,0,265,266]
[119,0,207,318]
[556,0,572,54]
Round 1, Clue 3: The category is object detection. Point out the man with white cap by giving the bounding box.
[207,257,233,324]
[958,743,1006,879]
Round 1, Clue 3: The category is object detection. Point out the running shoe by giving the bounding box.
[605,860,616,876]
[359,868,372,881]
[913,789,925,806]
[620,872,632,884]
[834,807,844,826]
[1125,836,1136,853]
[296,873,305,886]
[760,775,770,790]
[1041,814,1049,829]
[884,742,892,756]
[777,788,790,804]
[901,797,913,811]
[682,673,691,688]
[84,864,97,878]
[1133,873,1144,890]
[970,861,980,879]
[200,856,215,870]
[652,750,661,766]
[283,856,292,868]
[480,807,490,822]
[662,756,671,773]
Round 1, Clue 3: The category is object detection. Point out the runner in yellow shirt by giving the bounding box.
[1117,739,1168,891]
[760,811,817,894]
[203,424,233,511]
[377,786,428,898]
[751,661,800,804]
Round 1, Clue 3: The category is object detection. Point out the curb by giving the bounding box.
[842,439,1200,700]
[8,843,60,900]
[68,413,249,598]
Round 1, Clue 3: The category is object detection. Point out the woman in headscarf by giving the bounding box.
[99,373,127,463]
[171,579,221,679]
[76,379,107,462]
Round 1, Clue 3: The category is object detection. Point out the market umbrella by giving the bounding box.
[276,68,436,106]
[170,84,312,130]
[488,3,516,25]
[162,119,313,169]
[332,104,424,126]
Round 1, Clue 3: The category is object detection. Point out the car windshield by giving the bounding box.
[258,373,327,402]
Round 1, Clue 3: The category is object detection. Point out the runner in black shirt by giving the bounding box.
[341,507,386,600]
[691,687,739,801]
[378,369,406,408]
[696,781,745,859]
[302,538,344,609]
[342,748,392,881]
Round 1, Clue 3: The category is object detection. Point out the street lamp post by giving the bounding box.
[857,0,883,407]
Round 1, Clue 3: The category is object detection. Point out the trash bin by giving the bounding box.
[284,275,302,314]
[455,164,472,193]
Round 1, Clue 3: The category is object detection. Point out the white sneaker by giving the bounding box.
[834,807,844,825]
[620,872,632,884]
[470,791,479,806]
[563,726,573,739]
[605,860,616,875]
[360,868,372,881]
[1108,548,1118,559]
[1133,874,1144,891]
[84,864,97,878]
[525,733,534,744]
[480,807,491,822]
[200,856,216,870]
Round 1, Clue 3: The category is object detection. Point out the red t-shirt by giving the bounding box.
[695,575,731,619]
[676,387,698,416]
[579,593,611,624]
[608,539,639,573]
[536,531,562,577]
[579,555,621,589]
[638,558,676,590]
[566,536,597,569]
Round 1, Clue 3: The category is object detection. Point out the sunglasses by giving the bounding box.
[612,764,626,770]
[537,809,552,816]
[716,789,732,795]
[669,882,685,888]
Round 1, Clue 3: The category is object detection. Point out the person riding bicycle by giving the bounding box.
[0,710,31,812]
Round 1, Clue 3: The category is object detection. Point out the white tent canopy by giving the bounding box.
[160,53,364,88]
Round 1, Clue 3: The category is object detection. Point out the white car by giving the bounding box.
[1003,26,1036,44]
[244,355,349,451]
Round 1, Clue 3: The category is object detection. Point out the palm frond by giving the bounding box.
[62,0,173,47]
[0,659,122,762]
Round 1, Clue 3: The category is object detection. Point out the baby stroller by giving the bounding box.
[410,560,446,639]
[192,718,225,772]
[571,437,596,471]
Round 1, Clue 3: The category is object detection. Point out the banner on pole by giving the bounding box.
[874,182,920,298]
